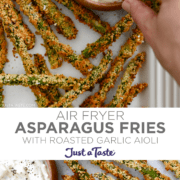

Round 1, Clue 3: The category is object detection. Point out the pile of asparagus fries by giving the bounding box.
[0,0,161,107]
[63,160,180,180]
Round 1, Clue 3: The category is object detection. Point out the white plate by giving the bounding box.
[3,1,180,108]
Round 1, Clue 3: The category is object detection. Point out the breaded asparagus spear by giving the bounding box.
[0,74,80,89]
[55,0,111,35]
[123,83,148,107]
[16,0,68,69]
[115,160,170,180]
[0,21,8,74]
[1,0,35,50]
[80,83,147,108]
[161,160,180,179]
[62,175,78,180]
[0,2,37,74]
[0,20,8,108]
[108,52,146,107]
[16,0,94,74]
[49,50,113,107]
[64,160,95,180]
[82,14,133,59]
[0,2,51,107]
[141,0,161,13]
[91,160,139,180]
[80,28,144,107]
[0,87,4,108]
[33,0,78,39]
[34,54,51,75]
[34,54,62,104]
[94,173,116,180]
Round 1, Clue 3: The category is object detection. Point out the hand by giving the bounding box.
[122,0,180,85]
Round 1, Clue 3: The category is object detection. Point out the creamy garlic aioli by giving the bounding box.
[91,0,122,3]
[0,161,50,180]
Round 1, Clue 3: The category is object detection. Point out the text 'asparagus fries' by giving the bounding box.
[0,0,150,107]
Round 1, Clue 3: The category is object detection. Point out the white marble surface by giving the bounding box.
[55,160,179,180]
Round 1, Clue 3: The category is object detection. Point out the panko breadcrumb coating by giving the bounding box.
[80,28,144,107]
[0,20,8,108]
[123,83,148,107]
[16,0,70,69]
[64,160,95,180]
[108,52,146,107]
[0,74,81,89]
[62,175,78,180]
[94,173,116,180]
[49,50,113,107]
[0,1,37,74]
[16,0,94,75]
[0,1,51,107]
[55,0,111,35]
[115,160,170,180]
[161,160,180,179]
[82,14,133,59]
[34,54,62,105]
[2,0,35,50]
[91,160,139,180]
[33,0,78,39]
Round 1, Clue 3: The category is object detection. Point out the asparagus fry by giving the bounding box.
[64,160,95,180]
[16,0,68,69]
[33,0,78,39]
[161,160,180,179]
[82,14,133,59]
[0,20,8,108]
[0,21,8,74]
[62,175,78,180]
[108,52,146,107]
[55,0,111,35]
[0,1,51,107]
[34,54,62,104]
[141,0,161,13]
[115,160,170,180]
[1,0,35,50]
[16,0,94,74]
[0,74,80,89]
[34,54,51,75]
[0,2,37,74]
[123,83,148,107]
[80,28,144,107]
[94,173,116,180]
[91,160,139,180]
[50,50,113,107]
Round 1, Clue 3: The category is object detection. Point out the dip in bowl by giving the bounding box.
[0,160,58,180]
[75,0,123,11]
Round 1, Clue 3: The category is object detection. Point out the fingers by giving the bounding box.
[122,0,157,46]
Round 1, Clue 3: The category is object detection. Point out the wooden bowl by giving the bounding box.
[46,161,58,180]
[75,0,122,11]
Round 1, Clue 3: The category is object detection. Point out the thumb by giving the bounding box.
[122,0,157,46]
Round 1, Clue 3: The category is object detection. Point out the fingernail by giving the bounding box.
[122,0,131,13]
